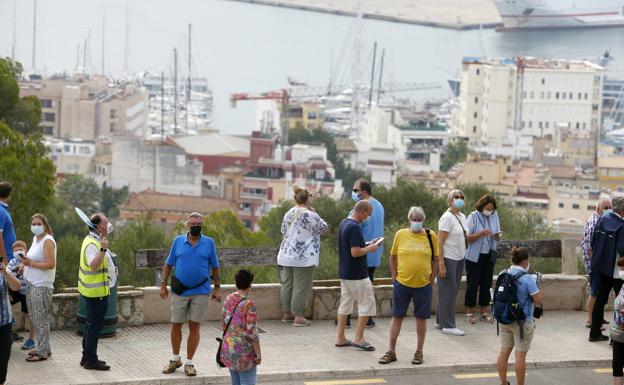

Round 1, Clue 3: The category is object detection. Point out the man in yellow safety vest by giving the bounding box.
[78,213,111,371]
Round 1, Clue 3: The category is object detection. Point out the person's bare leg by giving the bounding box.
[171,323,183,355]
[187,321,200,360]
[614,376,624,385]
[497,347,512,385]
[352,316,368,345]
[336,314,349,345]
[416,318,426,353]
[388,317,403,352]
[26,316,35,340]
[514,351,528,385]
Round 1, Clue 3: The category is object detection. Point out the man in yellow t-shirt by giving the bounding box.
[378,206,438,366]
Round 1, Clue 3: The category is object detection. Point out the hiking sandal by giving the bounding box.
[465,313,476,324]
[480,313,494,323]
[412,351,424,365]
[378,351,397,364]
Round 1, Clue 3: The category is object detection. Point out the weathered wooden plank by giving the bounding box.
[135,247,280,269]
[497,239,562,259]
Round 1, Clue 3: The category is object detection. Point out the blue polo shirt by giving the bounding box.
[165,234,219,296]
[0,202,16,261]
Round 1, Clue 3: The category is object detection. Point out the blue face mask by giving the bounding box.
[410,221,423,232]
[603,209,613,217]
[453,199,465,209]
[351,191,360,202]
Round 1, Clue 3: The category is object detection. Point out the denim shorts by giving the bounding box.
[391,281,432,319]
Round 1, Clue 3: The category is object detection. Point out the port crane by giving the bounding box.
[230,81,441,145]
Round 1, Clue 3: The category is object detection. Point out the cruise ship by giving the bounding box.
[494,0,624,31]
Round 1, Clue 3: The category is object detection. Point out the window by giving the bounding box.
[578,92,582,99]
[307,112,317,120]
[582,122,587,130]
[40,99,52,108]
[522,91,527,99]
[110,109,117,118]
[562,92,567,100]
[545,122,549,129]
[522,121,526,128]
[474,97,479,104]
[530,91,534,99]
[558,203,564,208]
[43,112,55,122]
[556,92,560,99]
[43,126,53,135]
[584,93,588,99]
[528,121,533,129]
[547,92,551,99]
[473,126,476,133]
[569,92,573,99]
[473,112,478,118]
[539,121,543,129]
[476,68,480,75]
[588,205,596,211]
[541,78,546,85]
[78,146,91,155]
[572,204,580,209]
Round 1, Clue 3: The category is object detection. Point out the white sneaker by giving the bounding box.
[433,323,442,330]
[442,327,465,336]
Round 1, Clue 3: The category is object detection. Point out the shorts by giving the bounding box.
[500,320,535,352]
[171,293,209,323]
[338,278,377,317]
[391,281,432,319]
[9,290,28,314]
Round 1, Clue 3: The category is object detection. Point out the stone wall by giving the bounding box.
[12,274,589,331]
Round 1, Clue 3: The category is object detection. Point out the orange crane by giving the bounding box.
[230,82,442,145]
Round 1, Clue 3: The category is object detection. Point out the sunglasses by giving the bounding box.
[353,189,360,193]
[454,195,464,199]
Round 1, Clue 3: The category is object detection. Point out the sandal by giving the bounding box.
[412,351,424,365]
[480,313,494,323]
[465,313,476,324]
[25,353,47,362]
[378,351,397,364]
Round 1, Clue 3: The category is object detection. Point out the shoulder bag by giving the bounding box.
[451,211,469,249]
[216,298,246,367]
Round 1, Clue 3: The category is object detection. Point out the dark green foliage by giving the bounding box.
[441,140,468,172]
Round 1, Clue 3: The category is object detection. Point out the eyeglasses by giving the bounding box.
[454,195,464,199]
[353,189,361,193]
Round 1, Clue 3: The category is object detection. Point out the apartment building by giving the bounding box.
[454,57,603,150]
[19,74,148,140]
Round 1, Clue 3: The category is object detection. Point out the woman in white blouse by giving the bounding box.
[277,186,328,326]
[21,213,56,362]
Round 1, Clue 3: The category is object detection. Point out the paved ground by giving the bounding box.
[6,311,612,385]
[264,366,613,385]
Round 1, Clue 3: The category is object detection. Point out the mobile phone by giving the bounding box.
[374,237,384,246]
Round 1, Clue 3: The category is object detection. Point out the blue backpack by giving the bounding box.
[493,269,528,337]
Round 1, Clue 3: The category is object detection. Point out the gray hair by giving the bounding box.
[407,206,426,221]
[597,196,612,210]
[447,189,464,205]
[614,197,624,215]
[188,212,203,220]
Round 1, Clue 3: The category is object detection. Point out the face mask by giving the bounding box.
[13,251,24,260]
[453,199,465,209]
[107,222,114,234]
[351,191,360,202]
[410,221,423,232]
[31,225,44,236]
[526,263,530,272]
[619,270,624,280]
[603,209,613,217]
[190,225,202,237]
[482,210,493,216]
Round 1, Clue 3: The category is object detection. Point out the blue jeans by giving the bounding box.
[229,366,257,385]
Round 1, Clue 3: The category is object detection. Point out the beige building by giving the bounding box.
[19,74,148,140]
[454,57,603,149]
[598,155,624,193]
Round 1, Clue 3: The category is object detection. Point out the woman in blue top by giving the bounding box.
[464,194,502,324]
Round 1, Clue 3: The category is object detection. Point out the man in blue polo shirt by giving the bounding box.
[0,182,16,266]
[160,212,221,377]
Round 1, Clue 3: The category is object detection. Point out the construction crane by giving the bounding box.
[230,81,442,145]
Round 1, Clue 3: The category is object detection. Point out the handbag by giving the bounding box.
[216,298,246,367]
[170,275,209,296]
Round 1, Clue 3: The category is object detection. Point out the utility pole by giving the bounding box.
[368,41,378,108]
[32,0,37,70]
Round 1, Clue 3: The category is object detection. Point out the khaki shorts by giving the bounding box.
[171,293,209,323]
[500,320,535,352]
[338,278,377,317]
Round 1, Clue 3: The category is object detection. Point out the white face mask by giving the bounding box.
[526,263,531,272]
[13,251,25,260]
[619,270,624,280]
[107,222,114,234]
[31,225,45,236]
[482,210,493,216]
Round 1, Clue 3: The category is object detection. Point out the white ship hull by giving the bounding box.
[493,0,624,31]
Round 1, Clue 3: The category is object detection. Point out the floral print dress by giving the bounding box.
[220,292,259,372]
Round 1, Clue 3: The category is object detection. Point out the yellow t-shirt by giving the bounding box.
[390,228,438,288]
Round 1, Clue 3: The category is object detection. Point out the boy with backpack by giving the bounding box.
[494,247,542,385]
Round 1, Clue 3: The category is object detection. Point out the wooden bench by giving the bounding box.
[135,246,280,285]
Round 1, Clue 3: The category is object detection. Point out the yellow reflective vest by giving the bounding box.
[78,235,110,298]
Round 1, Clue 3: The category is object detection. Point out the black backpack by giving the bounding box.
[493,269,528,338]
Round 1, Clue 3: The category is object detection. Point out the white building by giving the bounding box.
[46,138,96,175]
[454,57,603,149]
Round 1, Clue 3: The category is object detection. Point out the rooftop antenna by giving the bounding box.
[32,0,37,71]
[123,0,129,74]
[368,41,378,108]
[186,23,192,134]
[11,0,17,61]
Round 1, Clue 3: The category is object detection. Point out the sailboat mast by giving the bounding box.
[186,23,192,134]
[124,0,129,74]
[368,41,377,108]
[11,0,17,61]
[376,48,385,105]
[101,4,106,74]
[173,48,178,133]
[161,71,165,140]
[32,0,37,70]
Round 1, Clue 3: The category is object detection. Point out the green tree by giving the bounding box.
[100,183,128,218]
[57,175,101,214]
[0,58,42,136]
[441,140,468,172]
[0,123,56,239]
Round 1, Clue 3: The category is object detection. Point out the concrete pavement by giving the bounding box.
[6,311,611,385]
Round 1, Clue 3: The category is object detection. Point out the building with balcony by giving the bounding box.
[19,74,148,139]
[46,138,96,175]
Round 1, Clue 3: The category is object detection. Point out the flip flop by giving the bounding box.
[352,342,375,351]
[334,340,352,347]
